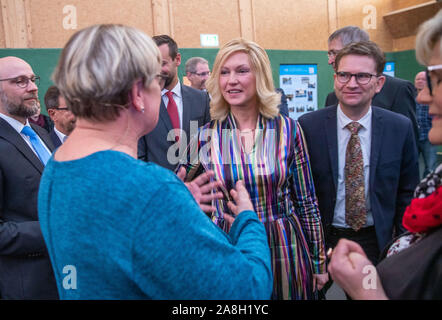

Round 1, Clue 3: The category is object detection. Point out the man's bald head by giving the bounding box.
[414,71,427,92]
[0,56,33,80]
[0,56,39,123]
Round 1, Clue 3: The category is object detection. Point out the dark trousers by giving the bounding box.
[319,226,380,299]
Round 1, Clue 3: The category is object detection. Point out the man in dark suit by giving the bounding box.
[299,42,419,267]
[325,26,419,143]
[138,35,211,171]
[0,56,58,299]
[44,85,76,148]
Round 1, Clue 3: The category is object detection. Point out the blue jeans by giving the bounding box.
[418,139,438,178]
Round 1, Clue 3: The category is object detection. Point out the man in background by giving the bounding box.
[414,71,437,178]
[325,26,419,144]
[45,85,76,147]
[299,41,419,268]
[185,57,211,91]
[138,35,211,171]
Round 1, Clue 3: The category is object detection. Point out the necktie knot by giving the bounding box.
[346,121,362,135]
[21,125,37,138]
[165,91,174,99]
[21,125,51,165]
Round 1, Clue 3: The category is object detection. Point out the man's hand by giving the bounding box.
[176,167,223,214]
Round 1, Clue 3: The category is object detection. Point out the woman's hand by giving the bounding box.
[176,167,223,214]
[224,180,254,227]
[328,239,388,300]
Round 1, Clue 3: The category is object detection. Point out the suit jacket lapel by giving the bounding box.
[325,106,339,190]
[181,85,191,137]
[0,118,44,173]
[158,98,173,133]
[32,124,55,152]
[369,107,383,190]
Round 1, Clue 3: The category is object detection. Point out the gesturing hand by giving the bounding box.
[328,239,388,300]
[224,180,254,227]
[176,167,223,214]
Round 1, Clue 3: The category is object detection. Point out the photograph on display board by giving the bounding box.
[279,64,318,120]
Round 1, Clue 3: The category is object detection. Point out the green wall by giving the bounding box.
[1,47,424,114]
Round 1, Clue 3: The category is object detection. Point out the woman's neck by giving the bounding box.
[231,104,259,131]
[54,116,138,161]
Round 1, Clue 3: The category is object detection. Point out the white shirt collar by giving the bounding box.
[337,104,372,131]
[0,112,30,133]
[162,81,181,98]
[54,126,67,142]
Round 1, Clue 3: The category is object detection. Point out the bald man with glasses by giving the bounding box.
[0,56,58,299]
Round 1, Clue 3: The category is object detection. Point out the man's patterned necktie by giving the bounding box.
[345,121,367,231]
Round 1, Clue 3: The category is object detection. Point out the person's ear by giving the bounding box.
[129,79,145,113]
[375,75,386,93]
[175,52,182,67]
[47,108,56,120]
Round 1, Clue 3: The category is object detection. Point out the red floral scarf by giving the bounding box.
[402,164,442,233]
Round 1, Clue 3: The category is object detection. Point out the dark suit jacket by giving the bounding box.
[298,106,419,251]
[138,84,211,171]
[325,75,419,145]
[0,118,58,299]
[275,88,289,117]
[49,129,62,149]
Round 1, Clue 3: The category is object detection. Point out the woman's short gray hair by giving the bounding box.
[416,9,442,66]
[52,24,161,122]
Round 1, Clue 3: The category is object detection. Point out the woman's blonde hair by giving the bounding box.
[52,24,161,122]
[206,38,280,121]
[416,9,442,66]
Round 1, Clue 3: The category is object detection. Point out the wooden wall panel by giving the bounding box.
[170,0,241,48]
[335,0,395,52]
[391,0,431,11]
[29,0,153,48]
[393,35,418,52]
[0,5,5,47]
[1,0,32,48]
[254,0,330,50]
[0,0,431,50]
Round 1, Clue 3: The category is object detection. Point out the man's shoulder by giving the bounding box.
[31,123,51,137]
[383,75,414,92]
[372,105,413,126]
[182,83,207,97]
[299,106,333,123]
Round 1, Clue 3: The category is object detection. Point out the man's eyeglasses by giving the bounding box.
[54,107,69,111]
[192,71,210,77]
[335,72,379,85]
[426,64,442,96]
[0,75,40,88]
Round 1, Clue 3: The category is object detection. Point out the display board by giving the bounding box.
[279,64,318,120]
[384,62,395,77]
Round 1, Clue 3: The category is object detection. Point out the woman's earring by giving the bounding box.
[141,107,145,113]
